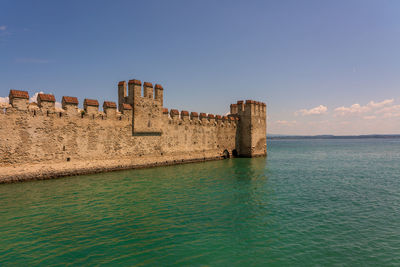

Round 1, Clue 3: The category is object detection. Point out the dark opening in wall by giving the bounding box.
[232,149,238,157]
[46,110,49,116]
[59,112,62,118]
[66,157,70,162]
[63,146,66,151]
[223,150,230,159]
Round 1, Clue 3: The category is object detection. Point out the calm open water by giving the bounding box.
[0,139,400,266]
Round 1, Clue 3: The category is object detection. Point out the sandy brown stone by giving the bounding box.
[0,80,267,183]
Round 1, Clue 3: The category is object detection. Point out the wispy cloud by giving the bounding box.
[30,92,44,103]
[270,98,400,135]
[334,99,394,116]
[295,105,327,116]
[334,103,369,115]
[382,112,400,118]
[363,115,376,120]
[375,104,400,114]
[0,25,6,31]
[274,120,297,126]
[15,58,50,64]
[0,96,9,108]
[368,99,394,108]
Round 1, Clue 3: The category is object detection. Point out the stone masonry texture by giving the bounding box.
[0,80,267,183]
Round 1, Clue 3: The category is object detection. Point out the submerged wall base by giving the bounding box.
[0,154,252,184]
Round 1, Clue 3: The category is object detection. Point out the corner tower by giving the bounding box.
[118,79,163,135]
[232,100,267,157]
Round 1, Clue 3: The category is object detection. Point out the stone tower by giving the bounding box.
[118,79,164,135]
[231,100,267,157]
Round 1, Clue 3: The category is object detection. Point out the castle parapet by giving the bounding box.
[199,112,207,123]
[128,79,142,102]
[230,104,238,114]
[181,110,189,121]
[84,99,99,115]
[118,81,127,111]
[170,109,179,119]
[208,114,215,123]
[215,115,222,123]
[143,82,153,99]
[121,103,132,117]
[103,101,117,118]
[261,102,266,116]
[237,100,244,112]
[155,84,163,106]
[9,90,29,110]
[240,100,267,117]
[190,112,199,120]
[37,93,56,111]
[62,96,79,114]
[245,100,254,114]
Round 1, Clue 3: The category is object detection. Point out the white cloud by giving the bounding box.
[363,115,376,120]
[270,98,400,135]
[0,25,6,31]
[0,96,8,103]
[368,99,394,108]
[334,103,369,115]
[382,112,400,118]
[30,91,44,103]
[376,104,400,114]
[334,99,394,116]
[295,105,327,116]
[0,96,9,108]
[55,102,63,112]
[275,120,297,126]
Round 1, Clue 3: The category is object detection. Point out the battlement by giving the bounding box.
[2,89,132,121]
[159,108,236,127]
[190,112,198,120]
[231,99,266,117]
[8,90,29,110]
[0,78,266,181]
[118,79,163,110]
[229,99,267,157]
[118,79,164,134]
[2,84,265,136]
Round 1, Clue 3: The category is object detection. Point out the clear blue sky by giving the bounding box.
[1,0,400,134]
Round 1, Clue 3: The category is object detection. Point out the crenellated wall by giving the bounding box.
[0,80,266,182]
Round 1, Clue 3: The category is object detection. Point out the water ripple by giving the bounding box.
[0,140,400,265]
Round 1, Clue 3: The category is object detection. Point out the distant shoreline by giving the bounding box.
[268,134,400,140]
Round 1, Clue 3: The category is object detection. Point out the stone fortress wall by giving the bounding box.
[0,79,267,182]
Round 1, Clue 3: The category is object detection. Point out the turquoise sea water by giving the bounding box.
[1,139,400,266]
